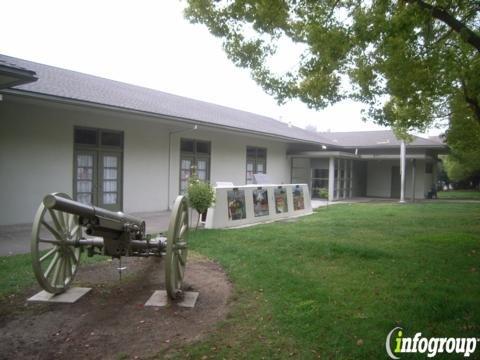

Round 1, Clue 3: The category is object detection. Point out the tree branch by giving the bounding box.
[461,79,480,124]
[405,0,480,52]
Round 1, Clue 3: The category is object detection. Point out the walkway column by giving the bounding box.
[411,159,416,202]
[400,140,406,203]
[328,157,335,201]
[349,160,354,198]
[343,159,347,200]
[336,159,341,200]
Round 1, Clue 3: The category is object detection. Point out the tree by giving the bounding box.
[184,0,480,134]
[443,94,480,186]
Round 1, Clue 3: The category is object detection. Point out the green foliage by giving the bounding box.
[187,175,215,215]
[314,187,328,199]
[184,0,480,133]
[443,95,480,183]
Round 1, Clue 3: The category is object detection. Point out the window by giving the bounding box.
[73,127,123,211]
[246,146,267,184]
[180,139,211,193]
[311,168,329,198]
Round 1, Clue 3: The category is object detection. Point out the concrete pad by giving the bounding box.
[144,290,199,308]
[27,287,92,303]
[179,291,199,308]
[144,290,169,307]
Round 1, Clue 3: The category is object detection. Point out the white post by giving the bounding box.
[349,160,354,198]
[343,159,347,200]
[336,159,341,200]
[411,159,416,202]
[400,140,406,203]
[328,157,335,202]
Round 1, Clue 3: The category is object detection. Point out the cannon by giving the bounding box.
[31,193,189,300]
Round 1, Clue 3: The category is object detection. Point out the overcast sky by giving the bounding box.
[1,0,442,136]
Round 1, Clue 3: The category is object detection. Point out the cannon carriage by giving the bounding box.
[31,193,189,300]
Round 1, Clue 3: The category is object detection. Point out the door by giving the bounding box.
[74,150,122,211]
[391,166,401,198]
[99,152,122,211]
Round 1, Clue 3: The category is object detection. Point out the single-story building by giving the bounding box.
[0,54,447,226]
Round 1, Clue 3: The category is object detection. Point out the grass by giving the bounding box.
[160,202,480,359]
[0,251,108,300]
[437,190,480,200]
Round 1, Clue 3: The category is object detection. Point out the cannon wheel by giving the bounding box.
[165,195,189,300]
[31,193,82,294]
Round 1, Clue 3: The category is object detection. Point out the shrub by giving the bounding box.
[318,188,328,199]
[187,175,215,229]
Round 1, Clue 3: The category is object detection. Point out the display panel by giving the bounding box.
[253,189,269,217]
[274,188,288,214]
[227,189,246,220]
[293,186,305,210]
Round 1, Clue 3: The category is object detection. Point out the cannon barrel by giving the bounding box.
[43,194,144,230]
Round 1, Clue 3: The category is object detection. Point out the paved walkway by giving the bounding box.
[0,210,201,256]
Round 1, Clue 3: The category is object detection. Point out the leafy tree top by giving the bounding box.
[185,0,480,134]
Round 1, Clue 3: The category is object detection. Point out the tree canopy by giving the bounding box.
[443,92,480,184]
[184,0,480,134]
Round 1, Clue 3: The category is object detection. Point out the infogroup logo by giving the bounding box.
[386,327,479,358]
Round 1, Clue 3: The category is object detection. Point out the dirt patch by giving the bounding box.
[0,255,232,359]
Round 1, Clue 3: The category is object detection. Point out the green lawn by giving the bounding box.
[164,202,480,359]
[437,190,480,200]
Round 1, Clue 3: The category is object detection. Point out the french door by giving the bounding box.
[74,150,123,211]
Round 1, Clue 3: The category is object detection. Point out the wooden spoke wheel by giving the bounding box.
[165,195,189,300]
[31,193,82,294]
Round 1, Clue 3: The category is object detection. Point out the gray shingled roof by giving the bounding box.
[0,54,333,145]
[318,130,445,148]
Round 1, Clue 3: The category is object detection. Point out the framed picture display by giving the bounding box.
[227,189,246,220]
[274,187,288,214]
[253,188,269,217]
[293,186,305,211]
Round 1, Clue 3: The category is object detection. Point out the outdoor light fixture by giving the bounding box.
[322,145,327,150]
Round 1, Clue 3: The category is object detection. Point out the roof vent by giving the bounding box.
[376,139,390,144]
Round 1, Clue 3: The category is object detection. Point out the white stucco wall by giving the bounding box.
[0,97,171,225]
[0,96,291,225]
[366,159,427,199]
[366,160,393,197]
[168,128,290,209]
